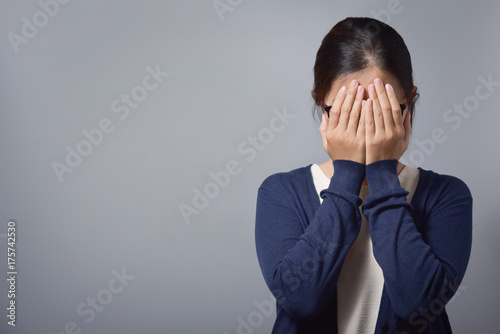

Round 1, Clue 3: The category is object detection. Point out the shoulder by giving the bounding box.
[416,166,473,202]
[256,165,315,228]
[256,164,314,209]
[258,164,312,191]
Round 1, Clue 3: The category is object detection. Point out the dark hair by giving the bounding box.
[311,17,419,126]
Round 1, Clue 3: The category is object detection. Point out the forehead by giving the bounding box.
[326,66,406,102]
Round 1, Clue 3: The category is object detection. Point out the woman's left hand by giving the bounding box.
[364,78,411,164]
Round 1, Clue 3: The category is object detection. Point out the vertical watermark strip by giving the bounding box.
[6,220,17,326]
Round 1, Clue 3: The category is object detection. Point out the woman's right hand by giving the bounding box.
[319,79,366,164]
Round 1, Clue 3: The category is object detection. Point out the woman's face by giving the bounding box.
[323,66,407,109]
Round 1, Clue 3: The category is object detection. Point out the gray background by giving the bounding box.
[0,0,499,333]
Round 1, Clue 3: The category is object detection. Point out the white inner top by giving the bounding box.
[310,162,420,334]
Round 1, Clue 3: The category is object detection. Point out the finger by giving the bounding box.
[374,78,394,129]
[327,85,347,130]
[347,85,364,133]
[368,83,384,134]
[364,99,375,138]
[357,101,366,138]
[385,82,403,130]
[338,79,359,130]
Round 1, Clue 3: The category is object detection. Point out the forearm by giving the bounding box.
[256,159,365,320]
[362,159,472,319]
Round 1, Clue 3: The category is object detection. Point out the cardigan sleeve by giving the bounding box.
[255,159,365,320]
[362,159,473,321]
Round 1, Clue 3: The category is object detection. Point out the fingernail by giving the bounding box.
[340,86,346,94]
[375,78,382,87]
[362,100,365,107]
[357,86,363,94]
[385,83,392,92]
[350,79,357,88]
[369,84,375,93]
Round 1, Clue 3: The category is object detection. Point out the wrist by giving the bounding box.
[324,159,366,196]
[365,159,401,193]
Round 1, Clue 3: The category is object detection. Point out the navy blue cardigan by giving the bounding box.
[255,159,472,333]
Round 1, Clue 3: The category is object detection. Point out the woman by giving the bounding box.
[254,17,472,333]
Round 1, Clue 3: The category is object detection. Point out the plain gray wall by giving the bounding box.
[0,0,498,333]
